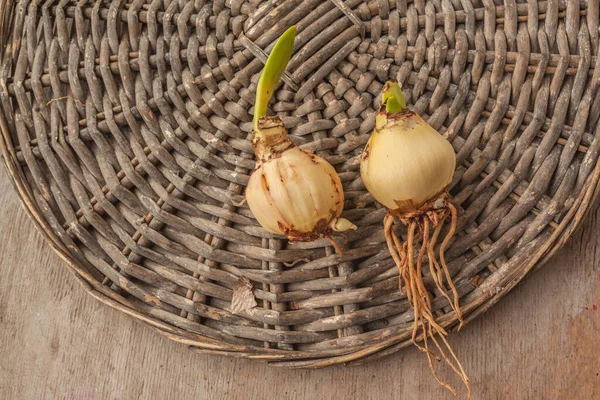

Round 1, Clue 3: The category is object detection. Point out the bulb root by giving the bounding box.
[325,235,344,255]
[383,204,470,399]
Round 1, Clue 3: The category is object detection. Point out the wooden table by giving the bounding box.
[1,165,599,400]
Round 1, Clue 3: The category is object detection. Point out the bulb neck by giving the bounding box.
[375,106,417,131]
[252,116,294,162]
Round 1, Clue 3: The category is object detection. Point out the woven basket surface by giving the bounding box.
[1,0,600,367]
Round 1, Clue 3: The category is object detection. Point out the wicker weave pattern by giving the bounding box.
[1,0,599,367]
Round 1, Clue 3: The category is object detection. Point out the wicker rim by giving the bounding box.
[1,0,599,368]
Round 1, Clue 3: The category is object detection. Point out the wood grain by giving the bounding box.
[0,165,598,400]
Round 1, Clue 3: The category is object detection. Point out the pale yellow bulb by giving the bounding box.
[360,110,456,213]
[246,117,355,240]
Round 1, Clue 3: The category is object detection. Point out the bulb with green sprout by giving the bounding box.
[360,81,470,398]
[245,26,356,253]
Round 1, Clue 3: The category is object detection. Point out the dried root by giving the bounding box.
[325,235,344,255]
[384,204,470,398]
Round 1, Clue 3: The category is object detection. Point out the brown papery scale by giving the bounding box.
[360,81,470,398]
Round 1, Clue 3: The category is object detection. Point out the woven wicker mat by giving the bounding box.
[1,0,600,367]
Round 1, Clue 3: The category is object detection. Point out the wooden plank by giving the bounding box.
[0,165,598,399]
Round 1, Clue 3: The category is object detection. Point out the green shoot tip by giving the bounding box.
[382,81,407,114]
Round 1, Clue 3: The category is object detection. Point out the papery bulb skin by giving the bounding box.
[360,108,456,214]
[246,117,356,241]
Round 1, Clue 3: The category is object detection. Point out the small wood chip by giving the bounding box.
[470,274,485,287]
[231,277,257,314]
